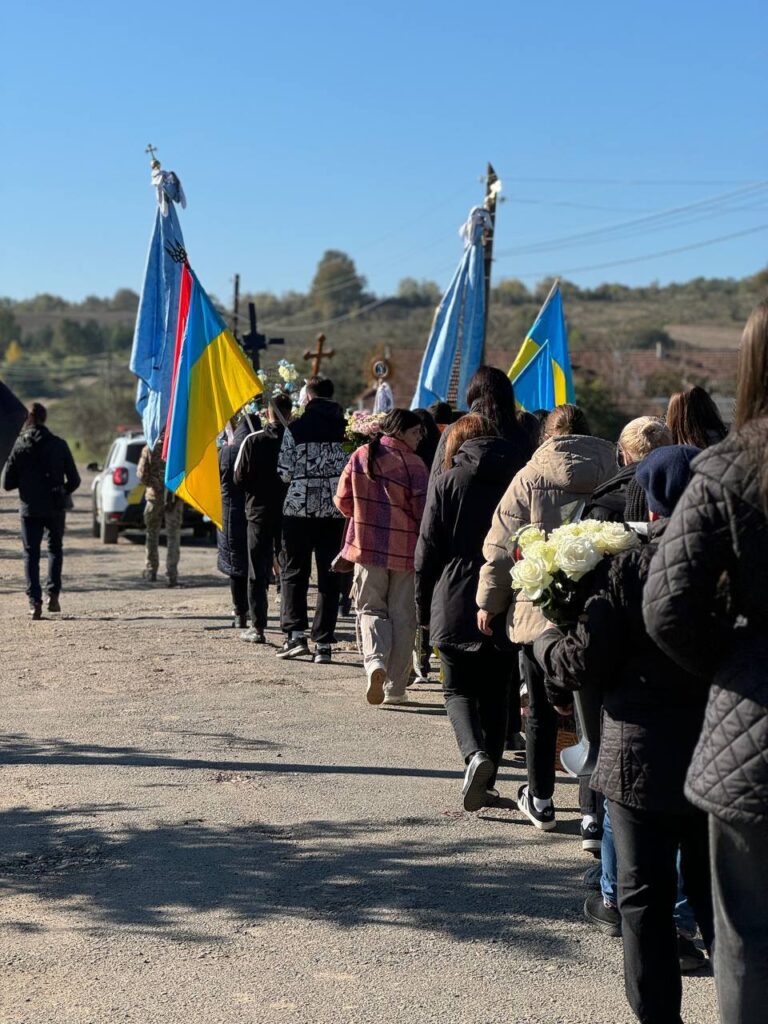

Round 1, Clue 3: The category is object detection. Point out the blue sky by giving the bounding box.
[2,0,766,307]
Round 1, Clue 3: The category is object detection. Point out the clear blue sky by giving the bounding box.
[2,0,766,309]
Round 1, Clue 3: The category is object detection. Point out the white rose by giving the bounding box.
[516,525,546,550]
[510,557,553,601]
[522,539,558,573]
[593,522,641,555]
[554,535,603,581]
[549,523,583,545]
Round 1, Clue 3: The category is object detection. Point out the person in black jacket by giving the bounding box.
[2,402,80,618]
[276,378,348,663]
[217,416,255,630]
[585,416,672,523]
[644,300,768,1024]
[234,395,292,645]
[415,413,531,811]
[535,445,712,1024]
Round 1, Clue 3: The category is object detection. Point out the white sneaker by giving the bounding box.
[366,664,386,705]
[383,691,408,706]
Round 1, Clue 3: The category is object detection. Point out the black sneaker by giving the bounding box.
[484,788,501,807]
[47,594,61,613]
[581,819,603,856]
[462,752,495,812]
[584,893,621,937]
[582,863,602,891]
[678,934,706,973]
[314,645,332,665]
[276,636,310,660]
[517,785,556,831]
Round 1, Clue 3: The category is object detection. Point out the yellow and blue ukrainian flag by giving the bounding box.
[164,271,262,527]
[508,282,575,411]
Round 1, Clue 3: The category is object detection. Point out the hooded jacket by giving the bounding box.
[3,425,81,517]
[415,436,530,650]
[476,433,617,644]
[643,422,768,825]
[216,420,251,578]
[233,417,289,523]
[278,399,348,518]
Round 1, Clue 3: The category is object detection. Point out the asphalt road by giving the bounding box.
[0,477,718,1023]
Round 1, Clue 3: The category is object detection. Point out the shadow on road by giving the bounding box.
[0,802,583,951]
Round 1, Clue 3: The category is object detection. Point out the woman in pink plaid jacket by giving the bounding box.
[334,409,429,706]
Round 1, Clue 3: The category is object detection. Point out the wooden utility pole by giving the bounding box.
[482,162,500,350]
[232,274,240,339]
[303,333,335,377]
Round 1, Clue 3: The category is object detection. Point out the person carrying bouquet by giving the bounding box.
[534,445,713,1024]
[476,404,616,830]
[334,409,428,705]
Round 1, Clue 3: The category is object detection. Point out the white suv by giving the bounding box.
[88,433,211,544]
[88,432,148,543]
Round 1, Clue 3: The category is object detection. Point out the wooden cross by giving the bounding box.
[303,333,335,377]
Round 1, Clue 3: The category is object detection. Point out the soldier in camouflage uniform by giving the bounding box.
[137,435,183,586]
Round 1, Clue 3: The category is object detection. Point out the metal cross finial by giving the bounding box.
[145,143,160,166]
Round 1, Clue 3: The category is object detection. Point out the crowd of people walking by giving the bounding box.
[3,299,767,1024]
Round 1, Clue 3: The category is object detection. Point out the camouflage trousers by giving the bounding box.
[144,498,183,580]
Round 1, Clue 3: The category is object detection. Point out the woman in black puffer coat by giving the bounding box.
[415,413,530,811]
[644,301,768,1024]
[536,445,713,1024]
[217,418,253,628]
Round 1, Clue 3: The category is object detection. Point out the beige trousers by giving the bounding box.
[353,564,416,695]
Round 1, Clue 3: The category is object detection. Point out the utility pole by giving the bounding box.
[232,274,240,339]
[482,162,500,353]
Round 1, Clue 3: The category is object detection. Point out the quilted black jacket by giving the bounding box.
[643,421,768,825]
[537,523,707,813]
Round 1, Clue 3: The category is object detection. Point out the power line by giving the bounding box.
[514,224,768,280]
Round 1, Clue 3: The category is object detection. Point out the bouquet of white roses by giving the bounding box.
[510,521,640,626]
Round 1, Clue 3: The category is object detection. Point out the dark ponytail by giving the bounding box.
[366,408,421,479]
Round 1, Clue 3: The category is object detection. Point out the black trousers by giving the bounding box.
[229,576,248,618]
[520,645,558,801]
[505,648,522,740]
[280,516,345,644]
[440,644,512,789]
[710,815,768,1024]
[21,513,65,603]
[247,516,280,632]
[609,799,714,1024]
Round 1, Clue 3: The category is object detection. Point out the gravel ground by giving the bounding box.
[0,476,718,1023]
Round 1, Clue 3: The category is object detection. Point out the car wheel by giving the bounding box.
[100,515,119,544]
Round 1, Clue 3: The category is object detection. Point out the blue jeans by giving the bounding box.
[601,798,702,934]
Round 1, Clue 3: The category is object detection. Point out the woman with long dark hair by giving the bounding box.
[334,409,429,706]
[644,301,768,1024]
[666,385,727,448]
[430,366,531,484]
[416,412,531,809]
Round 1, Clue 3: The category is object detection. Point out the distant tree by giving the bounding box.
[110,288,140,312]
[23,293,69,313]
[573,375,626,441]
[493,278,529,306]
[0,302,20,346]
[396,278,441,307]
[309,250,367,320]
[4,339,22,364]
[632,326,673,351]
[52,319,107,358]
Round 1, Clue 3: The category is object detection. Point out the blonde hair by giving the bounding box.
[618,416,673,461]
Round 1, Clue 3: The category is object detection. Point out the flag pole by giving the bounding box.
[482,162,499,360]
[539,276,561,311]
